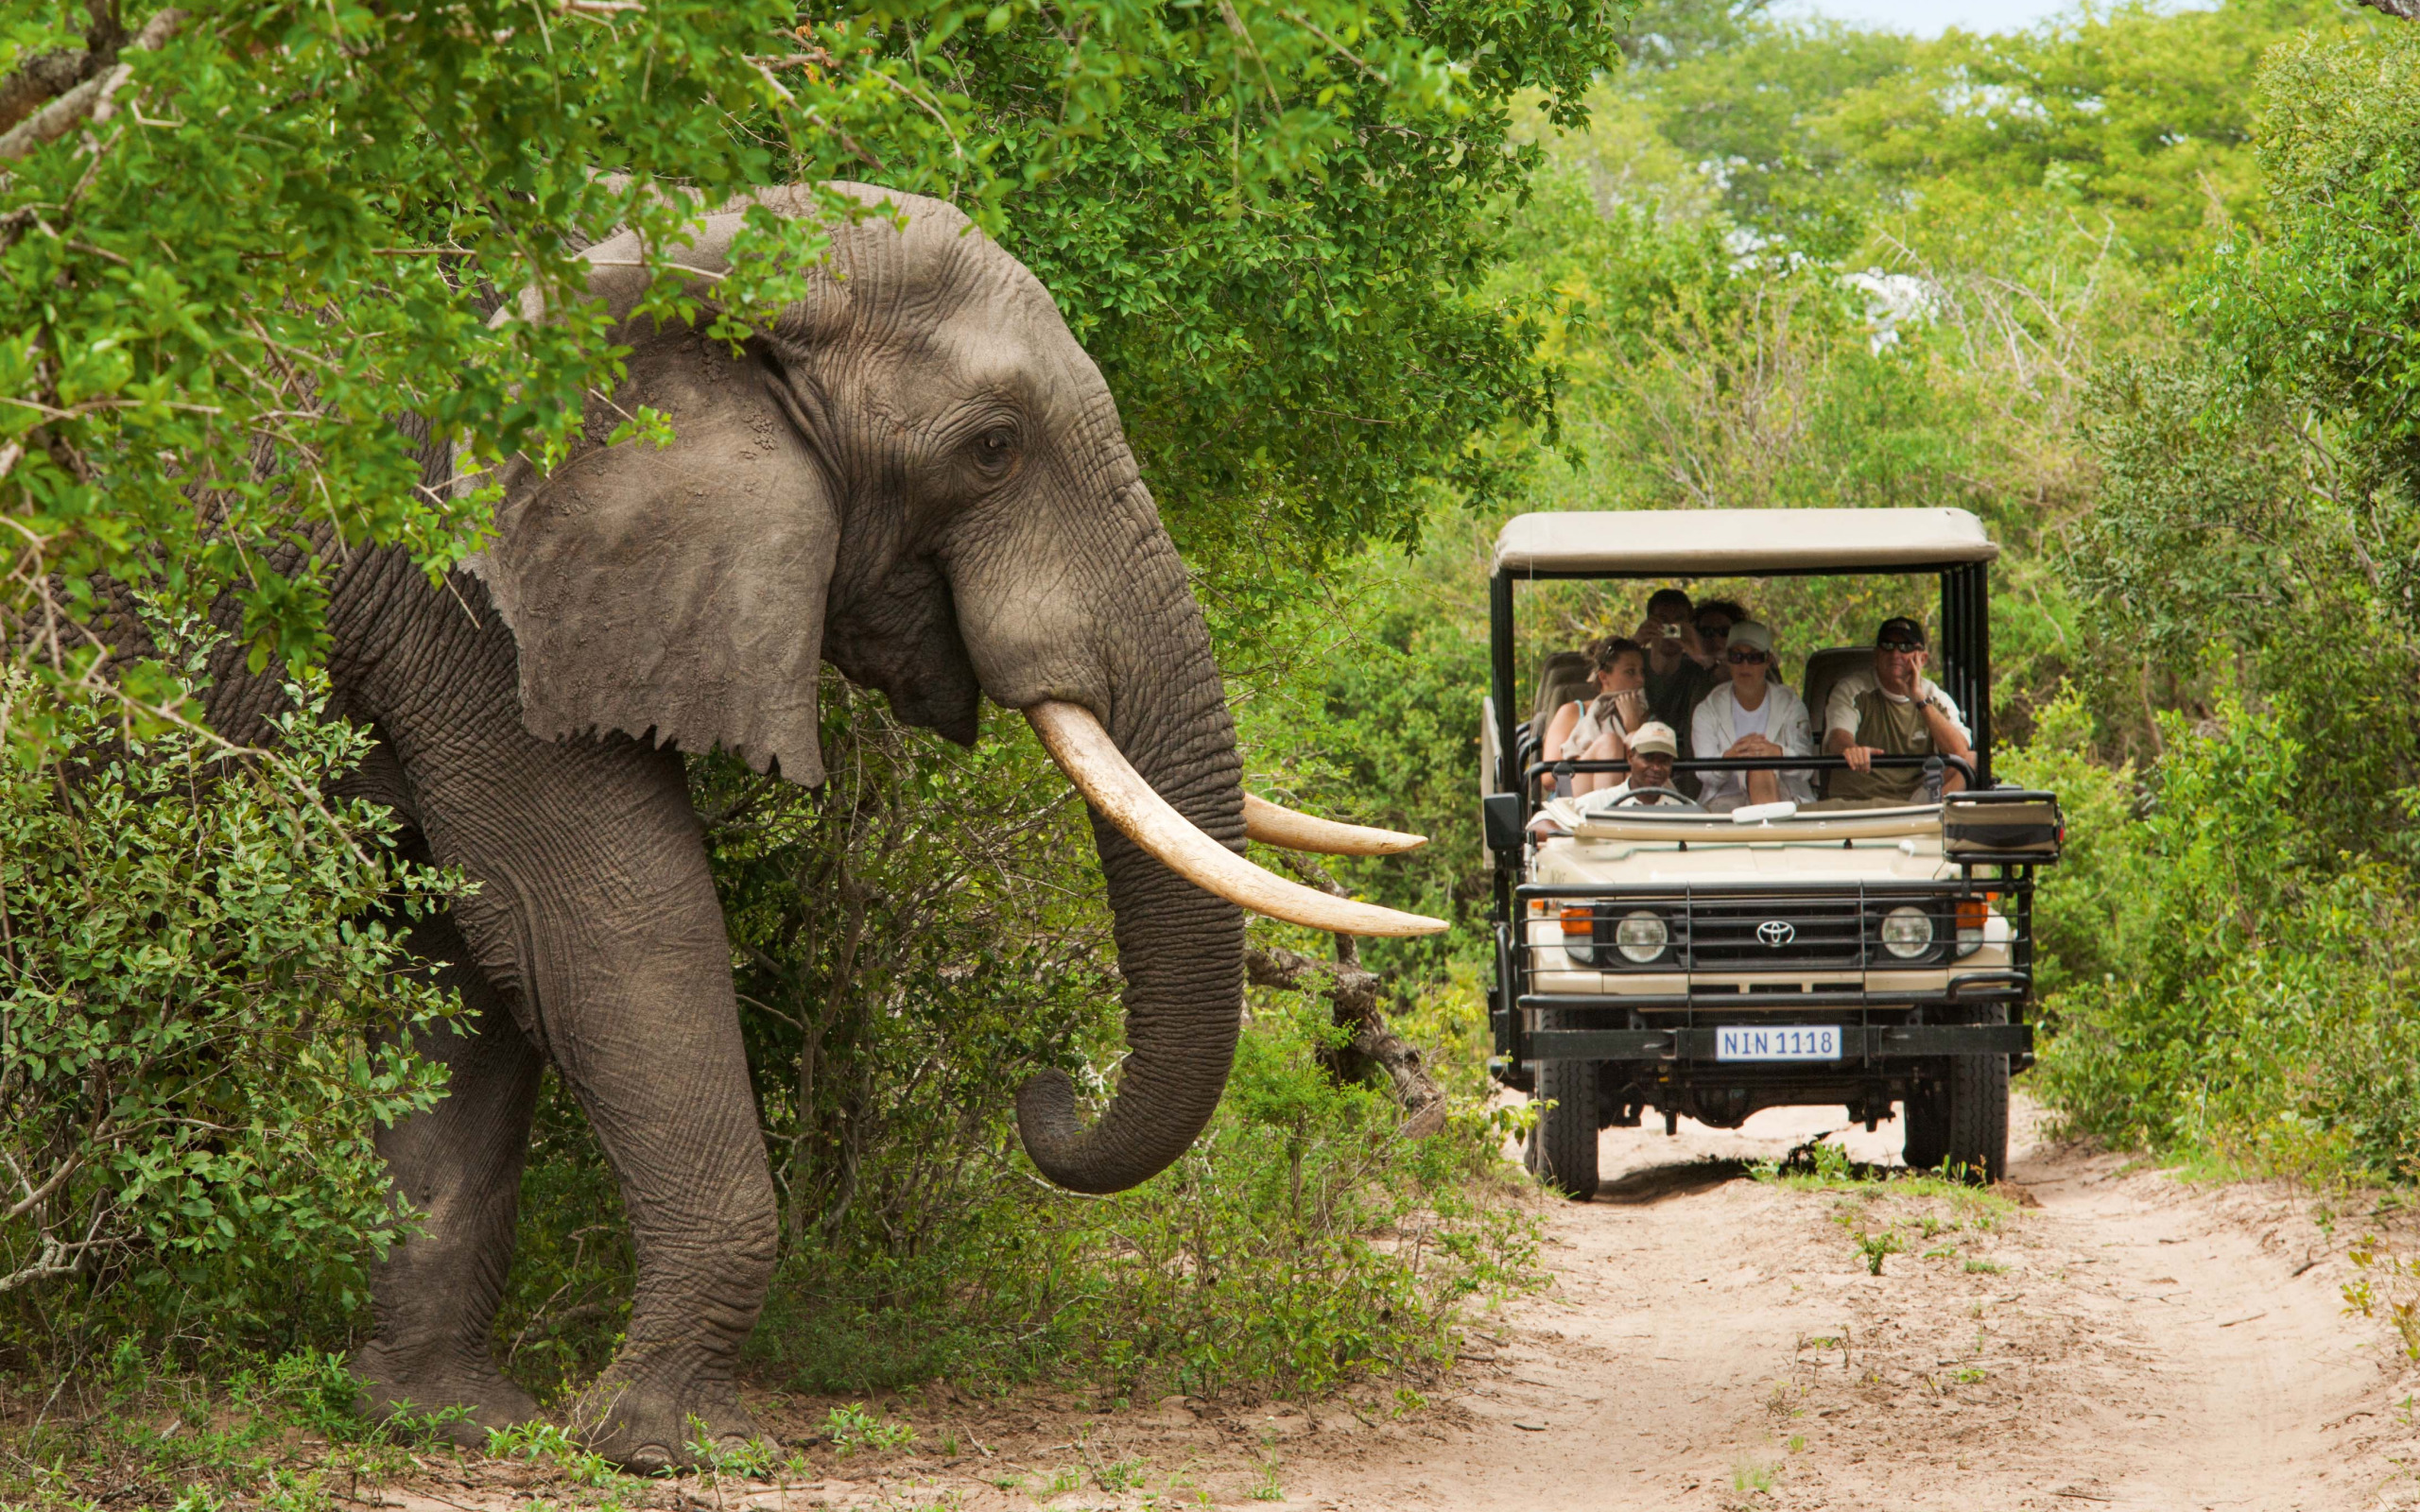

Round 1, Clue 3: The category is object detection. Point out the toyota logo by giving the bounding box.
[1757,920,1797,948]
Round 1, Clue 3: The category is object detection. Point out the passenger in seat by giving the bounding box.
[1582,721,1685,805]
[1540,636,1649,799]
[1636,589,1710,739]
[1823,616,1973,803]
[1691,621,1814,811]
[1693,599,1749,690]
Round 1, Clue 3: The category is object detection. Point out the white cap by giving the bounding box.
[1628,721,1678,758]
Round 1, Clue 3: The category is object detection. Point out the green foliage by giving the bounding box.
[740,954,1541,1402]
[0,1347,475,1508]
[2030,696,2420,1184]
[2,0,1631,717]
[2013,13,2420,1189]
[821,1401,916,1455]
[0,626,458,1342]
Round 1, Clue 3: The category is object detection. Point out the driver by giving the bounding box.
[1822,616,1973,804]
[1582,721,1686,806]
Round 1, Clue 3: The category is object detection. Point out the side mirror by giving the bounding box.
[1482,793,1525,857]
[1943,789,2063,863]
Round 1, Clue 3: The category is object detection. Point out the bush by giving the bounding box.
[745,984,1540,1402]
[0,638,459,1355]
[2025,689,2420,1185]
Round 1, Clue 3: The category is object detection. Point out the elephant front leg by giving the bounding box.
[353,908,546,1448]
[399,712,780,1472]
[544,920,779,1472]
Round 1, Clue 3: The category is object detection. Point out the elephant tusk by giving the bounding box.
[1025,701,1448,938]
[1241,793,1427,855]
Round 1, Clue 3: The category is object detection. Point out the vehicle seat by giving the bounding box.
[1531,650,1594,730]
[1798,646,1871,798]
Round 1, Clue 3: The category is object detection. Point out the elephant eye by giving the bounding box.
[970,424,1018,476]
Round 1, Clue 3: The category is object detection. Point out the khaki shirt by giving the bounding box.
[1824,670,1967,804]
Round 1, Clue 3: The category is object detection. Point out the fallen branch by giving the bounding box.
[0,52,95,137]
[0,9,184,163]
[1248,850,1447,1136]
[1247,942,1446,1137]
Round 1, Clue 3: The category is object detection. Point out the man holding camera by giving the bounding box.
[1822,616,1972,804]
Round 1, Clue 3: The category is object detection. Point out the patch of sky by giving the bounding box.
[1772,0,2216,39]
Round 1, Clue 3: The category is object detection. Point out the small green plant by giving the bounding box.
[1921,1245,1958,1261]
[1732,1456,1775,1493]
[684,1419,778,1479]
[1963,1258,2006,1275]
[1098,1455,1150,1491]
[1786,1435,1806,1453]
[1855,1228,1904,1276]
[2343,1235,2420,1360]
[1042,1465,1083,1496]
[1953,1367,1987,1384]
[824,1402,916,1456]
[486,1421,626,1488]
[1251,1459,1286,1502]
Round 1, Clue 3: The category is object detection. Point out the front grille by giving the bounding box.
[1552,888,1958,972]
[1685,895,1867,971]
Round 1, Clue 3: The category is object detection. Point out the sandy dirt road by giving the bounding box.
[356,1096,2420,1512]
[1272,1097,2414,1512]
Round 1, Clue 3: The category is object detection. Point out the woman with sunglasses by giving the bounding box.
[1689,621,1815,811]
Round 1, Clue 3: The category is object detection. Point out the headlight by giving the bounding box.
[1880,905,1935,960]
[1615,910,1668,964]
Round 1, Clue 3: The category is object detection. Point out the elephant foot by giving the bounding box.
[572,1366,760,1473]
[351,1339,542,1452]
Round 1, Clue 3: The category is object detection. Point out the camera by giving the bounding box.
[1659,623,1683,640]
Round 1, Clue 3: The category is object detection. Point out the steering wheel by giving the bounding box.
[1610,785,1704,812]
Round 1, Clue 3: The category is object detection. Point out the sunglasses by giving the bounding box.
[1696,622,1732,638]
[1727,649,1768,664]
[1877,639,1924,654]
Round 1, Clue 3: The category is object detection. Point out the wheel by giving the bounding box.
[1906,1005,2009,1183]
[1902,1083,1946,1171]
[1527,1034,1599,1200]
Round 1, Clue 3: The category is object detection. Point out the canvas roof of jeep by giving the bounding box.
[1491,507,1998,578]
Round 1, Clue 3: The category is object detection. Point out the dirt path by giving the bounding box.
[356,1097,2420,1511]
[1271,1096,2412,1512]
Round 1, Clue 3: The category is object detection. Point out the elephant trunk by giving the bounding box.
[1011,525,1247,1195]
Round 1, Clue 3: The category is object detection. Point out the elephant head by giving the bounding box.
[466,183,1438,1194]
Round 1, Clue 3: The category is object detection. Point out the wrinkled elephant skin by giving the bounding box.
[199,186,1248,1470]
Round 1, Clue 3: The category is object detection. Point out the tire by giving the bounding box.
[1527,1039,1599,1200]
[1902,1082,1947,1172]
[1907,1005,2009,1183]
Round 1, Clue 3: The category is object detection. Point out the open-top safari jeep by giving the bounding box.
[1479,508,2063,1196]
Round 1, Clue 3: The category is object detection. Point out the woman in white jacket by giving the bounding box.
[1690,621,1815,811]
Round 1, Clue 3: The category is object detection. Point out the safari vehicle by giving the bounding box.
[1478,508,2063,1196]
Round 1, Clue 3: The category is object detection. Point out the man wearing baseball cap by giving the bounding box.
[1821,616,1972,804]
[1587,720,1688,807]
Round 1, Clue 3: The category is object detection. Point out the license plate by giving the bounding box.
[1716,1024,1841,1061]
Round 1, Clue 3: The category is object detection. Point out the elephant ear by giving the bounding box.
[467,240,842,784]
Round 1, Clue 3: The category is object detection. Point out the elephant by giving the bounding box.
[184,182,1442,1469]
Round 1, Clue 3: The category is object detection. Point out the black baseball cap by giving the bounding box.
[1875,616,1927,649]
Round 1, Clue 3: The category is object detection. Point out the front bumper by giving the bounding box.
[1517,1015,2034,1062]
